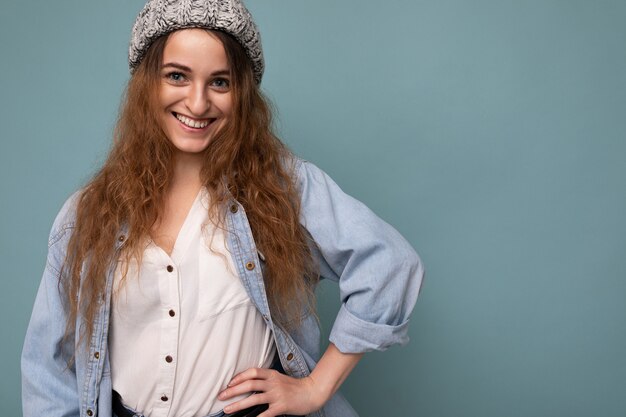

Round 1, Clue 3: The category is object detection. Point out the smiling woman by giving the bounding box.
[158,30,233,156]
[21,1,423,417]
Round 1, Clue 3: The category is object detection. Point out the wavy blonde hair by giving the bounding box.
[63,30,317,346]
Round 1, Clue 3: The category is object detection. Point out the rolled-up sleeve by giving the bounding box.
[295,160,424,353]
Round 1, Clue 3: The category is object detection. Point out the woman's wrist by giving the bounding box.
[306,343,364,408]
[304,374,333,411]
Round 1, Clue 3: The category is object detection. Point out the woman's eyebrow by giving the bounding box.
[162,62,192,72]
[211,69,231,76]
[162,62,230,76]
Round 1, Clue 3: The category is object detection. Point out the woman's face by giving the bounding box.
[158,29,233,156]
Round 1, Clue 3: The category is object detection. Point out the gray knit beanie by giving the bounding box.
[129,0,264,83]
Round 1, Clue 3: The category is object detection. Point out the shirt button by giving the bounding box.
[161,395,168,402]
[94,352,99,359]
[86,410,93,416]
[286,353,294,361]
[169,309,176,317]
[167,265,174,272]
[245,261,255,271]
[165,355,173,363]
[230,204,238,213]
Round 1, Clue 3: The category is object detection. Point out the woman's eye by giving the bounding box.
[165,72,186,83]
[211,78,230,89]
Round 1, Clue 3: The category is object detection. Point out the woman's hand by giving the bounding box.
[218,368,326,416]
[219,343,363,417]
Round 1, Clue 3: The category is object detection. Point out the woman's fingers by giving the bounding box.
[227,367,275,387]
[219,376,270,400]
[221,369,323,417]
[222,392,269,414]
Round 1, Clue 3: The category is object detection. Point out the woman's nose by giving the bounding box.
[185,83,210,116]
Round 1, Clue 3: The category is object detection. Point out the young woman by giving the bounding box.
[21,1,423,417]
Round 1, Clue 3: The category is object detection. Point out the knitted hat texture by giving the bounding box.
[129,0,264,83]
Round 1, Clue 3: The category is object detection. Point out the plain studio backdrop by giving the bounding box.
[1,1,625,416]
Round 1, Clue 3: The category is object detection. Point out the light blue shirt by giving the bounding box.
[22,159,424,417]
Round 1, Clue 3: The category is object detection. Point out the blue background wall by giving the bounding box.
[1,1,625,416]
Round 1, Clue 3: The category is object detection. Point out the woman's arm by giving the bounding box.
[220,159,423,416]
[218,343,363,416]
[297,159,424,354]
[307,342,363,405]
[22,195,80,417]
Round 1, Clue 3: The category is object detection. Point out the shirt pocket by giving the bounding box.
[196,244,254,321]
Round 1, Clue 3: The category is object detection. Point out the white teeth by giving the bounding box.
[175,113,210,129]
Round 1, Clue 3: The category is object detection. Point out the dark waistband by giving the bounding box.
[113,355,284,417]
[112,390,268,417]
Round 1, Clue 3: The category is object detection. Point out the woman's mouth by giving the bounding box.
[173,112,213,129]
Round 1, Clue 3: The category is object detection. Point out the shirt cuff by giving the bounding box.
[328,304,410,353]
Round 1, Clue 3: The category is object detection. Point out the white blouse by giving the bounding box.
[109,188,276,417]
